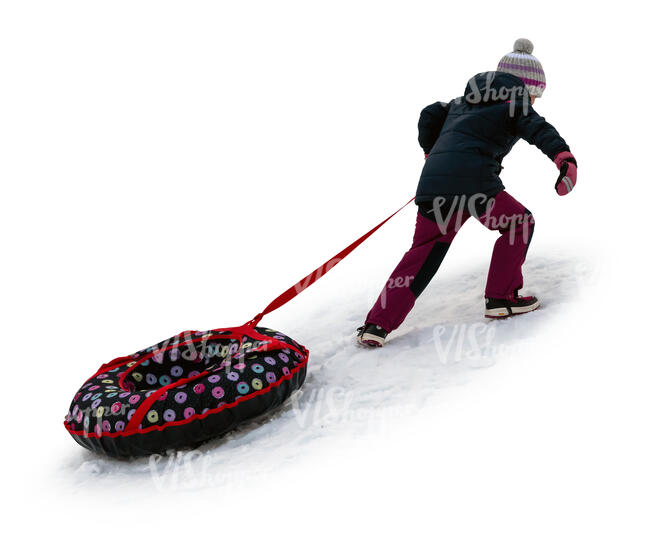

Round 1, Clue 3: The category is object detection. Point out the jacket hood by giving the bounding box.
[464,71,529,104]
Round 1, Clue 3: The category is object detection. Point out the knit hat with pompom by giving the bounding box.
[497,38,546,97]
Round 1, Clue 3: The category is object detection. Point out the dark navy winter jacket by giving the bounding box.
[415,71,570,203]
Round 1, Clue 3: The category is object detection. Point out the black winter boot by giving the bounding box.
[485,294,540,319]
[356,324,389,347]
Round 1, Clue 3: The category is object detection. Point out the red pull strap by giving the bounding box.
[122,199,413,434]
[123,324,301,434]
[247,196,415,327]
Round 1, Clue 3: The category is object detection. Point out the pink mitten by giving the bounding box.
[553,151,577,196]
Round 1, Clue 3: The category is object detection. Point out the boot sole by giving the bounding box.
[356,334,385,348]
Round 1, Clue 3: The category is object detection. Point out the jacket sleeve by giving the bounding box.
[418,102,449,154]
[514,105,570,160]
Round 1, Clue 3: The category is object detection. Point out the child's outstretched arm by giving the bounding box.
[418,102,449,157]
[514,105,578,195]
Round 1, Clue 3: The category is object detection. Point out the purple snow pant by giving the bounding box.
[365,190,534,332]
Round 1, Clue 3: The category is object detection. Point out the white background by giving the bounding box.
[2,1,649,536]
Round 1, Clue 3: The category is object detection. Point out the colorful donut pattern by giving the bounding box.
[64,327,308,443]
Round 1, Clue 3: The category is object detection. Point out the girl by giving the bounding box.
[357,38,577,348]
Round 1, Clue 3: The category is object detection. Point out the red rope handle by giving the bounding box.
[246,197,415,327]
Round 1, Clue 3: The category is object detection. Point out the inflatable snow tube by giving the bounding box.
[64,325,308,458]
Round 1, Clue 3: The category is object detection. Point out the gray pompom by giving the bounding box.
[513,38,534,54]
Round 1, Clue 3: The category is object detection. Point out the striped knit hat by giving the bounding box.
[497,38,546,97]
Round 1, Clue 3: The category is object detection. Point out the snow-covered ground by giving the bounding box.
[36,244,648,537]
[61,252,596,488]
